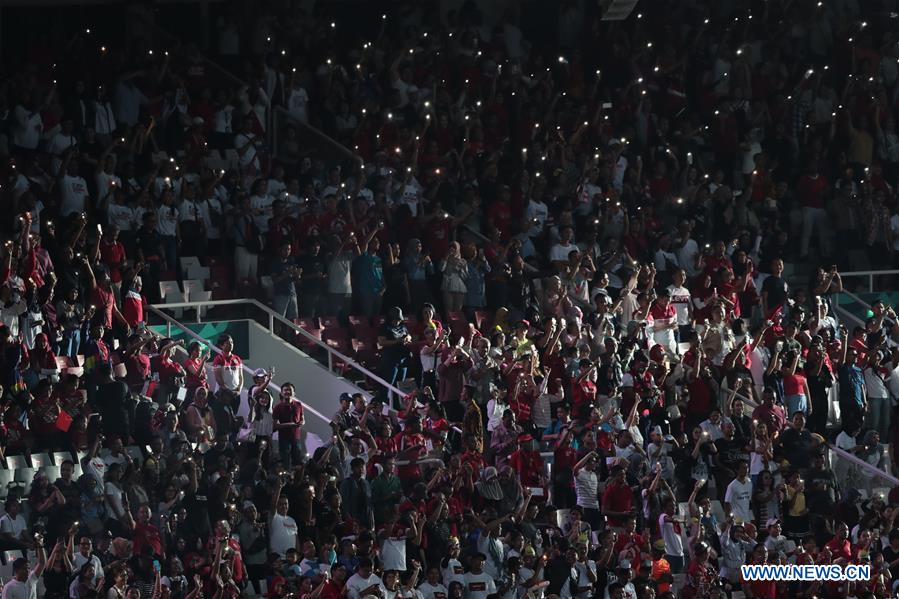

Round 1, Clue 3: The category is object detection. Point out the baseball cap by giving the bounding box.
[766,518,781,528]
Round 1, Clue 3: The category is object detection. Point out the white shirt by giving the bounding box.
[1,571,39,599]
[250,194,274,233]
[677,239,701,277]
[575,469,599,509]
[574,560,597,599]
[107,204,136,233]
[724,477,754,524]
[201,197,223,239]
[72,553,104,586]
[525,200,549,236]
[0,513,26,540]
[269,512,298,557]
[46,133,77,175]
[658,513,684,557]
[864,366,889,398]
[156,205,180,236]
[60,175,90,217]
[667,285,692,325]
[418,581,448,599]
[345,573,385,599]
[287,87,310,124]
[96,172,121,204]
[462,572,496,599]
[12,106,42,150]
[235,132,259,168]
[550,242,577,263]
[441,558,465,587]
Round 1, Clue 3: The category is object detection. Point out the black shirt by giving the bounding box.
[96,379,130,435]
[762,275,789,311]
[299,252,328,293]
[777,428,815,470]
[379,321,411,364]
[715,437,748,470]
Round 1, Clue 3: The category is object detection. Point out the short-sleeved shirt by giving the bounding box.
[271,257,298,297]
[379,322,410,364]
[761,276,788,312]
[272,400,304,440]
[91,285,116,329]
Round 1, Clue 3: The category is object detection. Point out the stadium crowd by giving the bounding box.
[4,0,899,598]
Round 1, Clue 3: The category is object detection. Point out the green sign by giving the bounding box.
[149,320,250,358]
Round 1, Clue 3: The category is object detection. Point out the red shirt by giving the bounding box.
[99,239,126,283]
[825,537,852,561]
[133,522,163,556]
[91,285,116,329]
[602,481,633,526]
[122,291,144,327]
[509,449,543,487]
[797,174,829,209]
[487,201,513,240]
[272,399,304,440]
[572,379,597,406]
[396,432,425,480]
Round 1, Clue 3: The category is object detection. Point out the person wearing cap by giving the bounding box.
[718,515,755,584]
[509,433,544,488]
[681,541,716,599]
[378,306,413,390]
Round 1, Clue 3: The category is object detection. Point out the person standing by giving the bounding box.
[271,240,301,320]
[272,382,304,468]
[212,335,243,412]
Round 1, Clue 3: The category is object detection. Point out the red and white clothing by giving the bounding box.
[650,302,677,350]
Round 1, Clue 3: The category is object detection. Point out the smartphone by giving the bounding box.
[152,559,161,572]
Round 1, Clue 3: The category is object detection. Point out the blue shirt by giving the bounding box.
[839,364,865,407]
[355,253,384,294]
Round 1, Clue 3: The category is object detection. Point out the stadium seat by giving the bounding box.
[182,279,205,297]
[0,471,13,498]
[0,562,13,582]
[29,453,54,468]
[475,310,493,331]
[159,281,181,301]
[2,551,22,566]
[162,288,187,319]
[319,316,341,329]
[323,327,349,342]
[13,469,34,494]
[179,256,201,275]
[347,315,368,328]
[53,452,74,467]
[5,456,27,470]
[294,318,320,332]
[188,265,212,281]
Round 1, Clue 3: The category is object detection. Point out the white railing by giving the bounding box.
[839,269,899,293]
[146,298,405,398]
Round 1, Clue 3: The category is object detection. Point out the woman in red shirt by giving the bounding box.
[184,341,209,398]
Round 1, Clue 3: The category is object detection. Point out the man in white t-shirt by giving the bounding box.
[345,558,385,599]
[59,159,90,218]
[234,116,261,171]
[418,566,448,599]
[2,550,47,599]
[269,482,299,557]
[674,221,701,277]
[0,500,27,549]
[667,269,692,339]
[549,226,578,265]
[657,498,685,573]
[287,81,310,124]
[724,460,753,524]
[525,196,549,237]
[574,452,600,521]
[72,537,105,587]
[463,554,497,599]
[45,118,77,176]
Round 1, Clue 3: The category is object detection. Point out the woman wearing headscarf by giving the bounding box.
[403,238,433,314]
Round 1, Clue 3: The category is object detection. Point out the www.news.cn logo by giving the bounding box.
[741,564,871,582]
